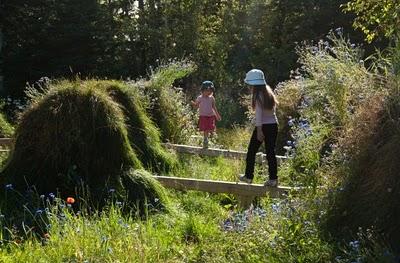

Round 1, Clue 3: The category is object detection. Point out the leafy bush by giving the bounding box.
[276,32,400,255]
[327,86,400,250]
[297,33,376,126]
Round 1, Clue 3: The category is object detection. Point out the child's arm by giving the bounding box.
[191,97,200,108]
[212,98,221,121]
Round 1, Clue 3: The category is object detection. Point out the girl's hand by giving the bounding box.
[216,114,221,121]
[191,101,197,107]
[257,127,264,142]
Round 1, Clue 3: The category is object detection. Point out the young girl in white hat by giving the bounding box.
[239,69,279,187]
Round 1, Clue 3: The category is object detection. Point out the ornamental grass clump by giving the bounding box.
[94,80,177,173]
[143,60,196,143]
[327,87,400,250]
[0,81,168,216]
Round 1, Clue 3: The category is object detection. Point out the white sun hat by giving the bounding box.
[244,69,266,85]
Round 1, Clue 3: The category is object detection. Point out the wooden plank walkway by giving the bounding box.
[164,143,287,164]
[0,138,13,147]
[154,175,290,197]
[154,176,299,207]
[0,137,295,206]
[0,138,13,152]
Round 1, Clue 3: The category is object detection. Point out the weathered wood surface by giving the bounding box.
[154,175,294,199]
[0,138,13,147]
[164,143,287,164]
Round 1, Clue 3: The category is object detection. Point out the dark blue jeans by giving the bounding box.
[244,123,278,180]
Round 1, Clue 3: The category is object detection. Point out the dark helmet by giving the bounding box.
[201,80,215,92]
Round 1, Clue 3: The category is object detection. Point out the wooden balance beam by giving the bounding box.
[0,138,13,147]
[164,143,287,164]
[0,138,13,152]
[154,175,296,207]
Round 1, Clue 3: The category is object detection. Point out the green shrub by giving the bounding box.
[297,33,376,126]
[327,88,400,250]
[275,81,303,155]
[284,33,400,253]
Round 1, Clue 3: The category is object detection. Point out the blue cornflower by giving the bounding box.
[335,27,343,36]
[108,188,115,194]
[5,184,13,190]
[271,203,280,213]
[349,240,360,251]
[36,209,43,215]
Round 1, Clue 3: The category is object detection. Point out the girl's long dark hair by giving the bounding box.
[251,85,278,110]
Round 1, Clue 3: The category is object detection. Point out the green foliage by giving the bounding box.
[0,111,13,138]
[327,87,400,249]
[144,61,197,143]
[274,81,303,155]
[2,0,366,101]
[0,131,397,262]
[297,32,375,126]
[274,29,400,255]
[344,0,400,42]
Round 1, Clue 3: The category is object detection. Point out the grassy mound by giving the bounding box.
[327,90,400,250]
[0,111,14,137]
[120,169,170,216]
[94,80,177,173]
[0,81,167,206]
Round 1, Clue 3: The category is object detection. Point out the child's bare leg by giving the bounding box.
[203,131,209,148]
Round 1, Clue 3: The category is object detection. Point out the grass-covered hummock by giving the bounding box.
[1,82,139,197]
[94,80,177,173]
[0,81,168,217]
[120,169,170,216]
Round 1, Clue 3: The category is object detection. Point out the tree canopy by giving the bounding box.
[344,0,400,42]
[1,0,367,98]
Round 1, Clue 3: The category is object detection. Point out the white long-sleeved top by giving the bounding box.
[255,102,278,126]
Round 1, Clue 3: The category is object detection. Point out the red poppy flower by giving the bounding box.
[66,197,75,204]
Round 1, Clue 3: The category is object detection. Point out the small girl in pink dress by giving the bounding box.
[191,81,221,148]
